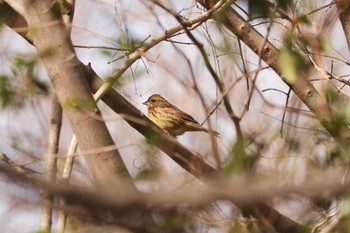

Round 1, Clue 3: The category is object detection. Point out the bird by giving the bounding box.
[143,94,220,137]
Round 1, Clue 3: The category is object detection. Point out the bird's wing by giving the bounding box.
[161,104,200,124]
[172,106,199,124]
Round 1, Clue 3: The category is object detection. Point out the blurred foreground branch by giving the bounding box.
[1,158,349,231]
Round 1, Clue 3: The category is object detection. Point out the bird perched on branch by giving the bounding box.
[143,94,220,137]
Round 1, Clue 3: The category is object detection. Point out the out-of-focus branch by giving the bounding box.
[0,164,157,233]
[40,94,63,232]
[0,153,40,176]
[1,159,348,229]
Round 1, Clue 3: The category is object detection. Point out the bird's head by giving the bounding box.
[143,94,168,108]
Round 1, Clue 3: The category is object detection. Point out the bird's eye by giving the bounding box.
[151,99,156,103]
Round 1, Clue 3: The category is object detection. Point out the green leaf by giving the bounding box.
[223,138,258,176]
[279,48,298,83]
[248,0,269,19]
[0,75,11,107]
[277,0,293,10]
[297,14,311,24]
[325,84,339,103]
[320,38,332,53]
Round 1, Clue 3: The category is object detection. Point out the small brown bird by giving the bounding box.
[143,94,220,137]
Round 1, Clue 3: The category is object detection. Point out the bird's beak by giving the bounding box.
[142,101,148,106]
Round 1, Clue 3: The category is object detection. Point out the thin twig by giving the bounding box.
[280,88,292,138]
